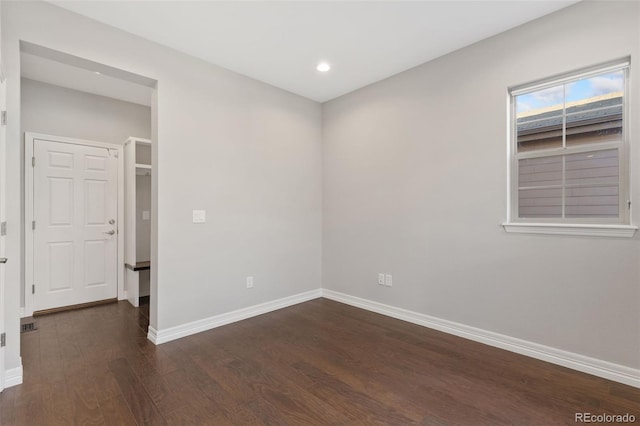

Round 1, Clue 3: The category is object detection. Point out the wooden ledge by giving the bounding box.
[125,261,151,272]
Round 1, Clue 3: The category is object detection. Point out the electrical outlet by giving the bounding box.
[378,273,385,285]
[385,274,393,287]
[246,276,254,289]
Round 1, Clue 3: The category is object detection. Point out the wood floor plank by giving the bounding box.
[99,393,138,426]
[92,369,125,403]
[0,386,17,425]
[66,374,106,425]
[138,369,192,417]
[12,385,46,426]
[179,358,265,426]
[162,404,232,426]
[264,339,430,422]
[192,353,306,425]
[279,301,582,421]
[108,357,166,425]
[41,380,75,425]
[226,356,346,426]
[2,298,638,425]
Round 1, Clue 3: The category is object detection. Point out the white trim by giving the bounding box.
[321,289,640,388]
[4,359,23,389]
[510,58,629,96]
[145,286,640,388]
[19,307,25,318]
[502,222,637,237]
[146,325,159,343]
[125,137,151,146]
[508,61,631,226]
[24,132,125,316]
[147,289,323,344]
[515,141,623,160]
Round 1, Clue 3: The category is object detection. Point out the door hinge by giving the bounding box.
[627,200,631,210]
[32,284,35,294]
[1,110,6,126]
[0,221,6,236]
[32,156,35,167]
[32,221,35,230]
[1,333,6,347]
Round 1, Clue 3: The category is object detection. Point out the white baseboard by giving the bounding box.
[4,358,23,389]
[147,325,159,344]
[142,286,640,388]
[321,289,640,389]
[148,289,323,345]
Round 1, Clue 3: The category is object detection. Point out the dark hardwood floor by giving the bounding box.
[0,298,638,425]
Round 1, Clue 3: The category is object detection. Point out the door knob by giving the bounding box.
[109,219,115,224]
[0,258,7,264]
[104,230,115,235]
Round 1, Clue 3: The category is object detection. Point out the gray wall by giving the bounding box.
[322,0,640,368]
[3,1,322,371]
[21,78,151,144]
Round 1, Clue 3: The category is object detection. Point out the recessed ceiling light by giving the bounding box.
[316,62,331,72]
[94,71,101,75]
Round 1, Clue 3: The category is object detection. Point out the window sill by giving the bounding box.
[502,223,637,238]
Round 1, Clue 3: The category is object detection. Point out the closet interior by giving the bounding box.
[124,137,152,307]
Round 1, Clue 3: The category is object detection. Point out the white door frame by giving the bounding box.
[0,67,7,391]
[24,132,125,317]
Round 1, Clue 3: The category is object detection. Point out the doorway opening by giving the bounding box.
[19,42,157,334]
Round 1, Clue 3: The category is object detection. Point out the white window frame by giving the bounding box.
[503,59,637,237]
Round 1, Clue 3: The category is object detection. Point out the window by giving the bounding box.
[506,60,635,236]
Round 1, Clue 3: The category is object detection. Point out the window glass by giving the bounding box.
[511,63,628,223]
[565,71,624,147]
[565,149,619,218]
[518,156,562,218]
[516,85,563,152]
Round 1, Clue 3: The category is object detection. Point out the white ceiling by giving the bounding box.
[50,1,579,103]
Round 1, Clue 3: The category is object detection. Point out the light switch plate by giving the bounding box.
[385,274,393,287]
[192,210,206,223]
[246,276,254,289]
[142,211,150,221]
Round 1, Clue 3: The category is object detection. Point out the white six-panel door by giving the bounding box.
[33,138,118,311]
